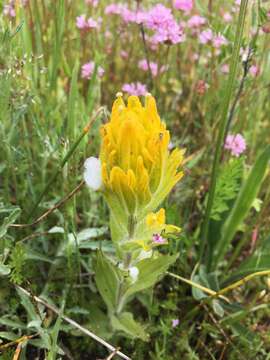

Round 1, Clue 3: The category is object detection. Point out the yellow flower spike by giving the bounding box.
[99,93,184,243]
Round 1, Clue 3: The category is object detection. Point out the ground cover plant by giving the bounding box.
[1,0,270,359]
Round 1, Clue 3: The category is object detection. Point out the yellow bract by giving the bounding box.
[100,94,185,219]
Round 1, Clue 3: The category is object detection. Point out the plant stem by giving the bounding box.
[199,0,249,267]
[140,24,154,91]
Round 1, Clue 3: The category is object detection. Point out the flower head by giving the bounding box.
[122,82,148,96]
[172,319,180,327]
[144,4,185,45]
[81,62,104,79]
[85,0,99,6]
[152,233,166,244]
[225,134,246,157]
[199,29,213,44]
[249,65,260,77]
[173,0,193,13]
[99,94,184,243]
[187,15,206,28]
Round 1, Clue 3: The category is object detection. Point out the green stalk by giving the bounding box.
[199,0,249,265]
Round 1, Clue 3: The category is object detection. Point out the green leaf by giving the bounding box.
[213,146,270,268]
[0,262,11,275]
[212,300,224,317]
[111,312,149,341]
[211,158,243,221]
[0,207,21,238]
[124,254,178,299]
[94,251,121,312]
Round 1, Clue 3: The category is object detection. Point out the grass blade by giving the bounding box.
[213,145,270,269]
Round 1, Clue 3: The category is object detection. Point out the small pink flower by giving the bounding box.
[76,14,87,29]
[105,3,121,15]
[81,62,104,79]
[249,65,260,77]
[221,63,230,74]
[4,2,16,17]
[85,0,99,7]
[120,50,128,59]
[152,233,166,244]
[87,17,101,30]
[122,82,148,96]
[213,34,228,48]
[76,15,101,30]
[144,4,185,45]
[138,59,165,77]
[199,29,213,44]
[196,80,209,95]
[223,12,233,23]
[172,319,179,328]
[173,0,193,13]
[225,134,246,157]
[187,15,206,28]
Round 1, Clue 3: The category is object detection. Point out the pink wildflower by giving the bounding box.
[105,3,121,15]
[152,233,166,244]
[85,0,99,7]
[76,15,88,29]
[225,134,246,157]
[172,319,180,328]
[4,1,16,17]
[213,34,228,48]
[199,29,213,44]
[122,82,148,96]
[81,62,104,79]
[76,15,101,31]
[223,12,233,23]
[145,4,185,44]
[173,0,193,13]
[187,15,206,28]
[87,17,101,30]
[138,59,166,77]
[249,65,260,77]
[120,50,128,59]
[221,64,230,74]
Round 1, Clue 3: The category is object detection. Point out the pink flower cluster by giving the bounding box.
[105,3,184,45]
[144,4,185,44]
[199,29,228,48]
[76,15,102,30]
[85,0,99,7]
[249,65,260,77]
[138,59,167,77]
[105,4,146,24]
[81,62,104,79]
[173,0,193,13]
[187,15,206,28]
[122,82,148,96]
[225,134,246,157]
[4,0,28,17]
